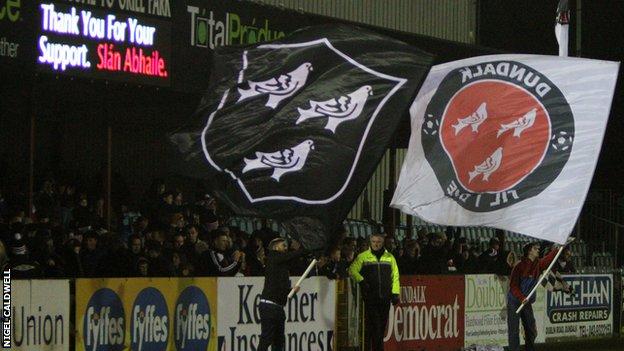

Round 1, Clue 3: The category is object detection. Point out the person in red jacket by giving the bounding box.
[507,242,558,351]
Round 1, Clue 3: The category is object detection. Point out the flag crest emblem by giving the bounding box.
[201,39,407,204]
[422,60,575,211]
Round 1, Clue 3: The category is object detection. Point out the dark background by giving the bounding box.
[478,0,624,195]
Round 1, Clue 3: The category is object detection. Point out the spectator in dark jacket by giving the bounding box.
[341,237,357,265]
[172,251,193,277]
[7,232,43,279]
[317,247,348,279]
[145,240,175,277]
[63,238,83,277]
[459,247,480,274]
[32,230,64,277]
[493,230,514,276]
[136,256,150,277]
[201,232,244,276]
[398,239,421,275]
[479,237,501,273]
[181,224,206,270]
[128,234,144,269]
[80,231,104,277]
[72,194,96,230]
[245,236,266,276]
[420,232,449,274]
[98,236,132,277]
[554,247,576,274]
[156,192,177,227]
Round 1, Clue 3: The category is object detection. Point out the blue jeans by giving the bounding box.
[507,296,536,351]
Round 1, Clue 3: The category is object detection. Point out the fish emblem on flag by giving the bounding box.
[420,60,575,211]
[497,108,537,138]
[243,140,315,181]
[452,102,488,135]
[468,147,503,182]
[237,62,313,108]
[296,85,374,133]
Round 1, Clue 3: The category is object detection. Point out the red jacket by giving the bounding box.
[508,249,558,304]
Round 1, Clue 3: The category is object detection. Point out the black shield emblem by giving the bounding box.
[202,39,406,203]
[170,25,433,248]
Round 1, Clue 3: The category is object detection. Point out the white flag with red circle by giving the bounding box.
[392,54,619,244]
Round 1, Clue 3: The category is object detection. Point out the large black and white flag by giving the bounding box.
[391,55,619,244]
[171,25,433,248]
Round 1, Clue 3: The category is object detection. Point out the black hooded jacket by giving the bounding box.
[261,249,308,306]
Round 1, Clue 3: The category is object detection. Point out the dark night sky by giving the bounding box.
[478,0,624,195]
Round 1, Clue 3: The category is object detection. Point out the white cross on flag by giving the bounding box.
[392,54,619,244]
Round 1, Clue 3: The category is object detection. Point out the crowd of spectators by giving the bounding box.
[0,178,576,280]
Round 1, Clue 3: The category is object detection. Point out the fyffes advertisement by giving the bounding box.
[75,278,218,351]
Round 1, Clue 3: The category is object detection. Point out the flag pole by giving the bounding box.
[520,0,575,315]
[288,258,317,298]
[516,237,574,313]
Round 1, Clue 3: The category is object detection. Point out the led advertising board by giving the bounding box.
[36,1,171,86]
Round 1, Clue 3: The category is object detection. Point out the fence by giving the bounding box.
[6,271,622,351]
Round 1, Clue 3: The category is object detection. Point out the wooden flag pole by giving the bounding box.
[288,259,317,299]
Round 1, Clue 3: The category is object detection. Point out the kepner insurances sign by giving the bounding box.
[217,276,336,351]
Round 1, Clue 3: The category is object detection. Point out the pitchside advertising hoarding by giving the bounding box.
[217,276,336,351]
[75,277,218,351]
[544,274,614,339]
[463,274,546,348]
[11,280,70,351]
[35,1,172,86]
[384,275,465,351]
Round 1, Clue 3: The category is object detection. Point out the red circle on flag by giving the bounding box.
[440,80,551,193]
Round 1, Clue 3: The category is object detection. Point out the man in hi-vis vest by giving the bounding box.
[349,233,400,351]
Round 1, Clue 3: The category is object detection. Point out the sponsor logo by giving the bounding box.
[422,60,574,211]
[187,6,286,49]
[174,286,211,351]
[83,288,125,351]
[130,287,169,351]
[0,0,20,22]
[547,276,611,324]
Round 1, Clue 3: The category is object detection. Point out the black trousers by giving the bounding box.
[364,300,391,351]
[258,302,286,351]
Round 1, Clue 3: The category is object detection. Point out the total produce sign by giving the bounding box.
[36,1,171,86]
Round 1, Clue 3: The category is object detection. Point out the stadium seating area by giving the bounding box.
[227,216,614,272]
